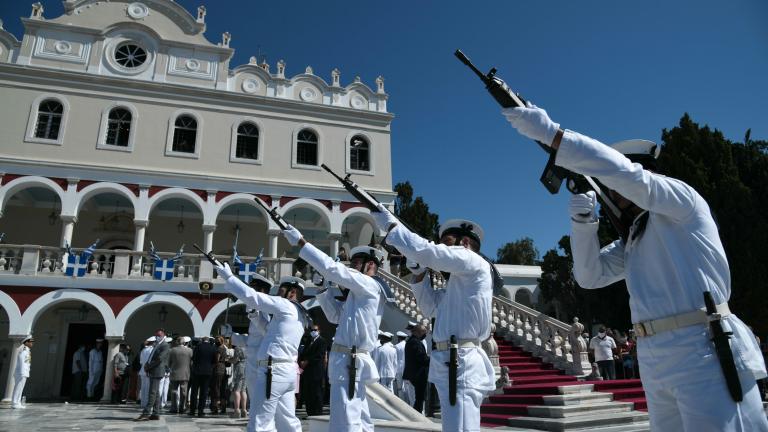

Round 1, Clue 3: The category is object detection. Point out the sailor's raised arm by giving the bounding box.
[216,262,294,316]
[299,242,380,297]
[409,268,443,318]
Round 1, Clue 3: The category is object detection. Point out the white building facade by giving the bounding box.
[0,0,394,402]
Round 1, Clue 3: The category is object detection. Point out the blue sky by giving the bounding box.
[3,1,767,259]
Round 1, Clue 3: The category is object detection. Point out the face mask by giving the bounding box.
[599,332,606,338]
[310,331,319,338]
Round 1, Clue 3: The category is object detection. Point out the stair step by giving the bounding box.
[489,394,546,405]
[570,422,650,432]
[608,388,646,399]
[504,384,594,395]
[481,403,531,415]
[511,376,578,385]
[620,397,648,411]
[526,401,635,418]
[505,410,649,431]
[591,379,643,390]
[540,391,615,406]
[480,413,522,425]
[504,362,549,370]
[508,369,565,377]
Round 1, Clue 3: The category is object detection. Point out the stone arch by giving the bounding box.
[514,288,533,308]
[338,206,378,235]
[0,290,23,335]
[74,182,138,217]
[0,176,65,216]
[279,198,332,230]
[19,289,118,337]
[114,292,205,337]
[147,188,207,222]
[201,297,245,336]
[215,193,269,223]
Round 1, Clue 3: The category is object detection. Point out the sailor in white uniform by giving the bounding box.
[139,337,154,408]
[216,263,305,432]
[282,224,393,432]
[11,335,34,409]
[372,210,496,432]
[229,275,273,430]
[394,330,408,399]
[86,338,104,400]
[373,332,398,392]
[503,103,768,431]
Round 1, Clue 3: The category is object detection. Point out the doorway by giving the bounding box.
[60,323,106,398]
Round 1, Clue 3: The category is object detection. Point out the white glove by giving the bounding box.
[406,260,427,276]
[216,261,234,280]
[282,224,303,246]
[372,203,399,232]
[569,191,597,223]
[501,102,560,146]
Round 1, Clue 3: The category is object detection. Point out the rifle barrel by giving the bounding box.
[454,50,487,82]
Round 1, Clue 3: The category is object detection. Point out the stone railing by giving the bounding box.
[377,269,591,377]
[0,244,295,283]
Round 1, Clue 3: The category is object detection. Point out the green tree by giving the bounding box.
[496,237,539,265]
[393,181,439,241]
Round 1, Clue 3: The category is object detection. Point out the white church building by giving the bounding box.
[0,0,541,403]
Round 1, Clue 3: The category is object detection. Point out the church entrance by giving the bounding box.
[60,323,106,398]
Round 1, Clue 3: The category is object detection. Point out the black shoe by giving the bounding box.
[134,415,150,422]
[149,414,160,420]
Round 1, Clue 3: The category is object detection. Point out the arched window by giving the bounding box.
[105,108,132,147]
[172,115,197,153]
[235,122,259,159]
[34,99,63,140]
[350,135,370,171]
[296,129,318,166]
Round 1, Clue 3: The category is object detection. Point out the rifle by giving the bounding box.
[454,49,630,241]
[320,164,416,249]
[703,292,742,402]
[193,243,222,267]
[254,198,289,230]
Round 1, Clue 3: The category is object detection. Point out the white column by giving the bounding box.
[328,233,341,260]
[203,224,216,253]
[268,229,280,259]
[1,337,23,403]
[133,220,147,252]
[100,337,122,402]
[60,215,76,248]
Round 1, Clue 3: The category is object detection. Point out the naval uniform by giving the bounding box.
[386,225,496,432]
[373,341,398,392]
[11,344,31,407]
[223,275,304,432]
[559,129,768,431]
[300,243,385,432]
[231,308,271,429]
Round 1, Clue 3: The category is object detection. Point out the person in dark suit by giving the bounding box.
[299,324,328,416]
[403,324,430,413]
[188,336,217,417]
[135,329,171,421]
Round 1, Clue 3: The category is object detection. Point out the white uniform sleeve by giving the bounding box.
[556,130,696,221]
[570,220,626,289]
[224,275,295,317]
[410,273,443,318]
[299,243,380,298]
[385,224,486,274]
[315,289,343,324]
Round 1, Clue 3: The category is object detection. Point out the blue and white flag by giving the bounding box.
[232,228,243,266]
[150,242,185,282]
[64,239,99,277]
[237,248,263,284]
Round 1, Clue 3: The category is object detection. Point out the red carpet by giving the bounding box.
[480,337,647,427]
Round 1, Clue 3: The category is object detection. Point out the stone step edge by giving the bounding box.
[526,401,635,418]
[506,411,649,432]
[540,391,615,406]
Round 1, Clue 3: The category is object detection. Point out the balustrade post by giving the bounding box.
[19,245,40,276]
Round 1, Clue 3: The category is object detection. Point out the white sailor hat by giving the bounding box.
[95,338,104,343]
[22,335,34,343]
[182,336,191,343]
[610,139,660,170]
[145,336,156,343]
[378,330,384,336]
[406,321,418,329]
[381,332,393,339]
[349,245,385,265]
[248,273,274,291]
[439,219,484,244]
[164,336,173,343]
[270,276,305,295]
[396,331,408,338]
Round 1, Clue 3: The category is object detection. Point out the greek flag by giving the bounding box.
[64,239,99,278]
[154,259,176,281]
[238,262,258,283]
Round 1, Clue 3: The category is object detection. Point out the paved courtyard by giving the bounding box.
[0,402,311,432]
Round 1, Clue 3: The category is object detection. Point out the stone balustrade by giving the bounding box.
[0,243,294,283]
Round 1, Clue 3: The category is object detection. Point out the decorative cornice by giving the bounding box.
[63,0,206,35]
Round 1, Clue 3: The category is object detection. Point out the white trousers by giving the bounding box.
[86,367,102,398]
[434,383,484,432]
[140,374,150,408]
[379,377,394,393]
[329,380,373,432]
[401,380,415,407]
[159,376,170,407]
[638,325,768,431]
[247,373,301,432]
[11,376,27,406]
